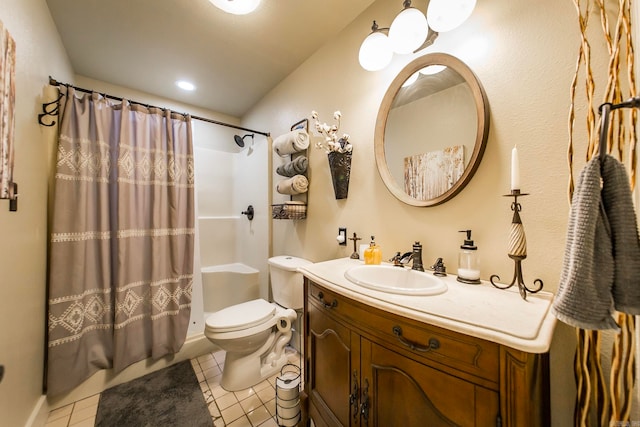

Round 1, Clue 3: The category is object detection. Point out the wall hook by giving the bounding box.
[38,92,63,127]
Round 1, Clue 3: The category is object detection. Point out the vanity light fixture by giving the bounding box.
[358,0,476,71]
[208,0,261,15]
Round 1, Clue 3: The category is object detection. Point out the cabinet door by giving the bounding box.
[308,300,360,427]
[361,339,499,427]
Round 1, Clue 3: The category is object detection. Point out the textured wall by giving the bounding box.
[0,0,74,425]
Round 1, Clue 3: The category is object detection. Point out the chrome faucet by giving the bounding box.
[389,242,424,271]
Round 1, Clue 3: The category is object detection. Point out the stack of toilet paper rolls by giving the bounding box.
[275,365,301,426]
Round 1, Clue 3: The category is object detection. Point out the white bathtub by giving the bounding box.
[202,262,260,314]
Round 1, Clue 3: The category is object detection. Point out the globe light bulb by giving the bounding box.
[359,31,393,71]
[419,65,446,75]
[388,7,428,54]
[401,72,420,87]
[427,0,476,33]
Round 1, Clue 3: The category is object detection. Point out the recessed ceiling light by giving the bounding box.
[176,80,195,91]
[208,0,261,15]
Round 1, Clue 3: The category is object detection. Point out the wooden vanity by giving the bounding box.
[299,259,555,427]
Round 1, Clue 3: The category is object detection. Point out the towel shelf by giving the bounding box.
[271,202,307,220]
[272,118,309,220]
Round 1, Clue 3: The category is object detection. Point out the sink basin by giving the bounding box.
[344,265,447,296]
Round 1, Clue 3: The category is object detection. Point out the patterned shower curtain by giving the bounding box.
[46,87,195,396]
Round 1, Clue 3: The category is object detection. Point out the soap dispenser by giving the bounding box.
[457,230,480,284]
[364,236,382,265]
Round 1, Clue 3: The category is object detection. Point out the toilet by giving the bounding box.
[204,255,311,391]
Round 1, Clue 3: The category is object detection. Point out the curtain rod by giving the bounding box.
[39,76,270,137]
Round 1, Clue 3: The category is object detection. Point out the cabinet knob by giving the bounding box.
[392,326,440,353]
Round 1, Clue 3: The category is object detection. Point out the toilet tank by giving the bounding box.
[268,256,312,310]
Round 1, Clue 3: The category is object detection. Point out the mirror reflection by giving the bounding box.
[375,53,489,207]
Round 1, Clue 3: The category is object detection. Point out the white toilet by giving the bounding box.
[204,255,311,391]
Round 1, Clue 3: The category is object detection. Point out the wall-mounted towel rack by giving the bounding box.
[272,117,309,220]
[597,96,640,160]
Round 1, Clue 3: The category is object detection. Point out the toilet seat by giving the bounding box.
[206,299,276,333]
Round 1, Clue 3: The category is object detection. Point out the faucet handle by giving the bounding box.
[389,252,403,266]
[430,257,447,276]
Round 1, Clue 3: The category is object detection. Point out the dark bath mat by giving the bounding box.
[95,360,212,427]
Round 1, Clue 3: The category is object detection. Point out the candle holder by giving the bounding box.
[489,190,543,300]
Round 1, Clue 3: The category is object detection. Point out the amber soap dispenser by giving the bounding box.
[364,235,382,265]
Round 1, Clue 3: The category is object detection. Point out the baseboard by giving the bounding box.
[47,332,215,411]
[25,395,48,427]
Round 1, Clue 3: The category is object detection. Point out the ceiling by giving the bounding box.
[46,0,375,117]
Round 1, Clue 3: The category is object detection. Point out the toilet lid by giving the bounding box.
[205,299,276,333]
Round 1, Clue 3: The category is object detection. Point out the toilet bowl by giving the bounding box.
[204,256,311,391]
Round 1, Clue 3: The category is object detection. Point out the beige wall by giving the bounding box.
[0,0,631,425]
[242,0,619,425]
[0,0,74,425]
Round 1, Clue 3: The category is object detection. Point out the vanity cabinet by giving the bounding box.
[303,279,550,427]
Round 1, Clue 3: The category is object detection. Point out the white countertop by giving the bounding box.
[299,257,557,353]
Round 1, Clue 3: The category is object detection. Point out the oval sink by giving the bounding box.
[344,265,447,296]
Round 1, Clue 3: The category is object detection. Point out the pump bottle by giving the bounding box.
[364,236,382,265]
[457,230,480,284]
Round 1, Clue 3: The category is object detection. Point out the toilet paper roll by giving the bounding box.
[277,317,291,333]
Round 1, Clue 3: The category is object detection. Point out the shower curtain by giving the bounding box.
[46,87,195,396]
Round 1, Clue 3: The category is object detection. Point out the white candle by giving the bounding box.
[511,146,520,191]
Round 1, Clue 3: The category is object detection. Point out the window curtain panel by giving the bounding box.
[47,87,195,396]
[0,19,16,199]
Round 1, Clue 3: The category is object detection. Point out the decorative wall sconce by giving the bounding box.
[358,0,476,71]
[311,110,353,199]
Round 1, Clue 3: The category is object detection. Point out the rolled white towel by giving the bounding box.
[276,175,309,195]
[273,129,310,156]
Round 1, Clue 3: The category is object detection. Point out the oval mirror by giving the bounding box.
[374,53,490,206]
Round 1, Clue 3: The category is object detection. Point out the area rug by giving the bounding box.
[95,360,212,427]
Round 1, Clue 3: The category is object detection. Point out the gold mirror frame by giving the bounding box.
[374,53,490,207]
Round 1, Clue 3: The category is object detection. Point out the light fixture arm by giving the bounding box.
[368,18,438,54]
[412,28,439,54]
[370,20,389,34]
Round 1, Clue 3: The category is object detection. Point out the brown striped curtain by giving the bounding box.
[46,87,195,396]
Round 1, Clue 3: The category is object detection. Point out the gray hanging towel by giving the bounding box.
[552,155,618,330]
[552,154,640,330]
[601,154,640,315]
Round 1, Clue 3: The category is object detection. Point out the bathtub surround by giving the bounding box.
[47,87,195,396]
[95,360,211,427]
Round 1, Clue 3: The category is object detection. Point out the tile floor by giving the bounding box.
[45,347,302,427]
